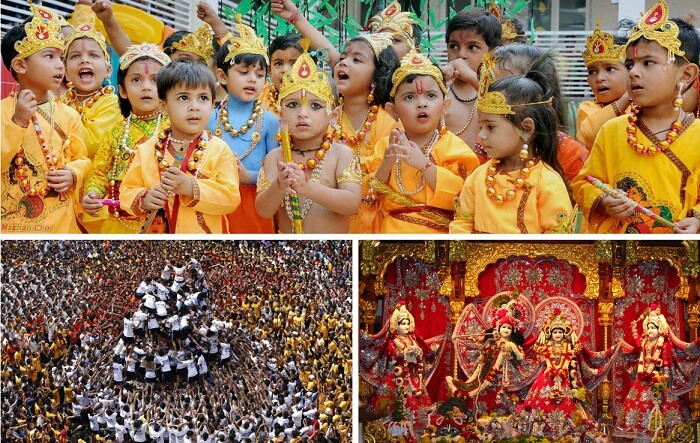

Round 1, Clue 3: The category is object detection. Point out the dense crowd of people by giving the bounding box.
[1,240,352,442]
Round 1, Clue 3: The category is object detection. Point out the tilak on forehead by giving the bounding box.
[415,79,423,94]
[390,50,447,98]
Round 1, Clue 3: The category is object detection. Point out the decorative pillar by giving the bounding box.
[598,302,614,421]
[360,299,378,334]
[682,240,700,419]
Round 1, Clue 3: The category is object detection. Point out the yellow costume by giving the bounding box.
[370,131,478,233]
[1,97,90,233]
[576,101,627,149]
[572,116,700,233]
[68,93,121,160]
[119,134,241,233]
[451,159,573,233]
[346,107,396,233]
[85,115,168,233]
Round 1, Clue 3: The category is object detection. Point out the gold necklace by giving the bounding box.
[395,130,439,196]
[284,157,326,221]
[216,98,262,140]
[455,103,476,136]
[64,83,115,117]
[485,158,536,204]
[14,99,56,197]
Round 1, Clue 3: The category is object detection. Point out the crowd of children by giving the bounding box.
[1,0,699,233]
[1,240,352,442]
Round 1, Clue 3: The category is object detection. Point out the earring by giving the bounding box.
[367,84,375,104]
[439,116,448,136]
[674,82,684,112]
[519,135,529,160]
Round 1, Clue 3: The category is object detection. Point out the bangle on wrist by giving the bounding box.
[11,116,29,128]
[419,158,433,173]
[288,8,301,24]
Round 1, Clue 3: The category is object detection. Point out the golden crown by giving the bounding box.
[358,32,394,59]
[543,311,572,335]
[476,53,552,115]
[119,43,171,71]
[582,20,625,65]
[14,10,64,59]
[368,1,416,42]
[172,23,214,62]
[224,15,268,64]
[389,302,415,334]
[390,50,447,98]
[29,3,67,29]
[65,23,110,62]
[487,3,519,41]
[278,39,335,108]
[627,0,684,61]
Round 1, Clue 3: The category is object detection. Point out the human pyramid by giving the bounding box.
[3,0,699,234]
[1,240,352,442]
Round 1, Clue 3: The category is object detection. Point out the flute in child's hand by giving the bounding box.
[279,118,304,234]
[584,175,677,229]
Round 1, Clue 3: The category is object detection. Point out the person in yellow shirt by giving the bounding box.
[572,1,700,234]
[371,51,479,233]
[62,23,121,161]
[81,43,170,234]
[119,60,240,233]
[1,10,90,233]
[576,22,629,149]
[451,56,573,233]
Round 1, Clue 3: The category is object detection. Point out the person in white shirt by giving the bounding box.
[112,356,124,385]
[131,418,147,442]
[155,300,168,318]
[149,422,166,443]
[123,313,135,344]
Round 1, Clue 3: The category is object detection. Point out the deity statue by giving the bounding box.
[614,303,700,440]
[361,301,443,442]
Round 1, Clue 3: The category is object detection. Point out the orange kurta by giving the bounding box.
[342,107,396,233]
[451,159,574,234]
[1,97,90,233]
[576,100,626,149]
[557,131,589,183]
[119,134,240,234]
[370,131,479,234]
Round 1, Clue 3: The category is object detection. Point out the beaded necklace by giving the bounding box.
[276,133,333,171]
[155,129,209,173]
[395,130,439,196]
[284,156,326,221]
[216,98,262,140]
[64,83,115,117]
[14,99,56,197]
[485,158,536,204]
[627,104,684,155]
[455,103,476,136]
[339,104,378,150]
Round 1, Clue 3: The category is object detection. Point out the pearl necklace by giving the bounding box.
[395,130,439,196]
[627,104,684,155]
[119,112,162,156]
[284,156,326,221]
[340,105,378,149]
[64,83,115,117]
[14,100,56,197]
[485,158,536,204]
[216,98,262,139]
[155,129,209,172]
